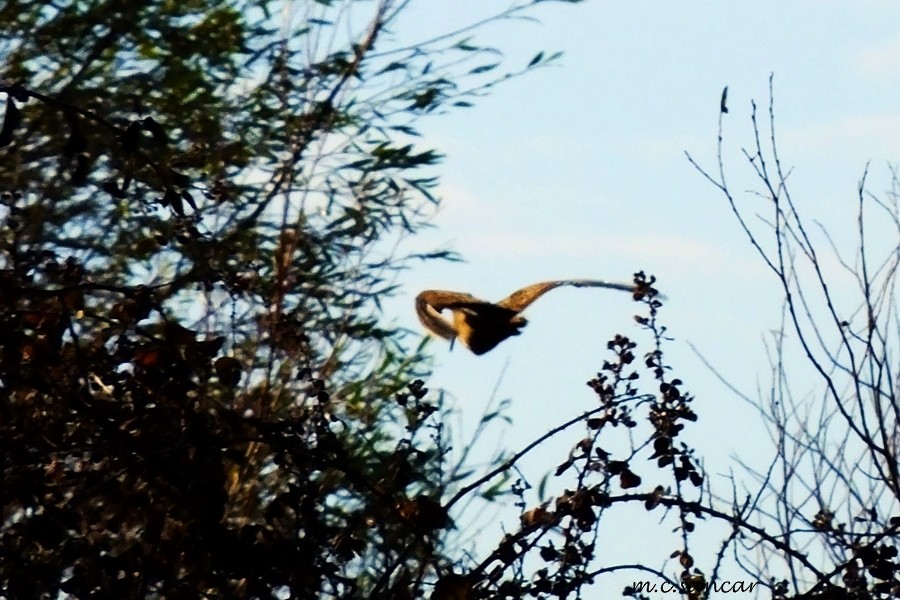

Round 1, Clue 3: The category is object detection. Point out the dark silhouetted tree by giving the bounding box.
[0,1,582,597]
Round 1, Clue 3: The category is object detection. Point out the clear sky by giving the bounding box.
[378,0,900,587]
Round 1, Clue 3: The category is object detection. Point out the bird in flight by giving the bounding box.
[416,279,648,355]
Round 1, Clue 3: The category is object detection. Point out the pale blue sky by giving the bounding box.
[380,1,900,588]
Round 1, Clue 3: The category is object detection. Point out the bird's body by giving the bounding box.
[415,279,640,355]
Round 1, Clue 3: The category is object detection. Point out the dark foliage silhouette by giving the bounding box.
[0,1,586,597]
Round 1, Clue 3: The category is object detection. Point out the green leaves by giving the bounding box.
[0,1,599,598]
[371,142,441,169]
[527,49,563,68]
[470,62,500,74]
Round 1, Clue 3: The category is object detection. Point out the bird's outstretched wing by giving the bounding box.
[496,279,635,313]
[415,290,487,341]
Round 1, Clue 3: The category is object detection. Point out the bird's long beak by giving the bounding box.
[450,336,456,351]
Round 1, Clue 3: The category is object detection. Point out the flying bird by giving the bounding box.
[416,279,645,355]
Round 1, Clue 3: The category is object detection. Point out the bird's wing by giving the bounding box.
[415,290,489,341]
[496,279,635,313]
[416,290,485,311]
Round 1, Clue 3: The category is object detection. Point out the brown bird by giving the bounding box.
[416,279,641,355]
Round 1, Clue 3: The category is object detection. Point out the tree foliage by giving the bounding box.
[0,0,580,597]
